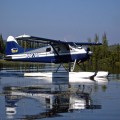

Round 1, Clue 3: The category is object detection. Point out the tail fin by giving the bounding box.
[6,36,24,55]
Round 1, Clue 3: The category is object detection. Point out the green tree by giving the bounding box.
[0,34,5,54]
[94,34,99,70]
[102,33,108,58]
[90,34,100,70]
[116,44,120,62]
[115,44,120,68]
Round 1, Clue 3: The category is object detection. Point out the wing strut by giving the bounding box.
[50,44,59,56]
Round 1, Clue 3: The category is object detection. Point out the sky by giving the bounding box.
[0,0,120,45]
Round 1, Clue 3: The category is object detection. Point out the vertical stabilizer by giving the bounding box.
[6,36,24,55]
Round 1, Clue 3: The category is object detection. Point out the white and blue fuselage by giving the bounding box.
[5,36,92,63]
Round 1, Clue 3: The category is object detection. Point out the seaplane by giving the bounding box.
[5,34,109,79]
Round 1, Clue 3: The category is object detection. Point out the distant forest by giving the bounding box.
[77,33,120,73]
[0,34,120,73]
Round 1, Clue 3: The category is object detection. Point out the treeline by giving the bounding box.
[79,33,120,73]
[0,34,120,73]
[0,34,5,55]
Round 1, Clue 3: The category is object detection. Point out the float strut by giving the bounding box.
[71,59,77,72]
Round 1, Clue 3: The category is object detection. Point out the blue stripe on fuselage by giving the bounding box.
[12,53,90,63]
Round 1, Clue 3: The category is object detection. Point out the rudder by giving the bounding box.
[6,36,24,55]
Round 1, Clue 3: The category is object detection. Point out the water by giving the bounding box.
[0,68,120,120]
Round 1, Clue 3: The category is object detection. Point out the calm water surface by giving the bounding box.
[0,68,120,120]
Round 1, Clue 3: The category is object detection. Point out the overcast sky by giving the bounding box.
[0,0,120,44]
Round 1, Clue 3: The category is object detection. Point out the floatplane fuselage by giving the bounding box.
[5,35,92,64]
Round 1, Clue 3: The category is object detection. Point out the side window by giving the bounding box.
[46,47,51,52]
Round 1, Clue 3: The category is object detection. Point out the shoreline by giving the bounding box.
[0,59,120,74]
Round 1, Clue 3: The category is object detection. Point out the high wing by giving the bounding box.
[16,35,71,55]
[16,34,66,45]
[71,42,102,46]
[16,34,102,55]
[16,34,102,46]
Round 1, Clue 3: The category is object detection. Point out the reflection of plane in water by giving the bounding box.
[5,95,20,118]
[30,76,109,85]
[4,83,102,119]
